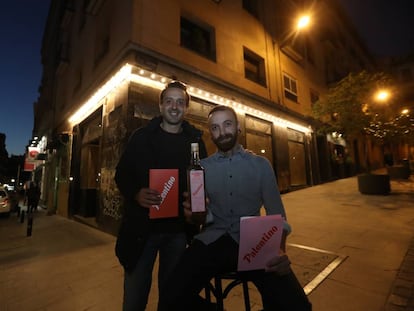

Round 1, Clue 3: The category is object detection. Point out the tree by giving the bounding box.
[312,70,399,173]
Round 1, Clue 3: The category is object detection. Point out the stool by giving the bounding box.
[205,272,251,311]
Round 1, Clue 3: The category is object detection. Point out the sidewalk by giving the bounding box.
[384,236,414,311]
[0,175,413,311]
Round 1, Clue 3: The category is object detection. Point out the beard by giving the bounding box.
[212,132,238,152]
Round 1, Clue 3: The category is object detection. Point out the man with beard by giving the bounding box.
[160,105,311,311]
[114,81,207,311]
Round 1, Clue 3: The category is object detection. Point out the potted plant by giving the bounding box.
[312,70,398,194]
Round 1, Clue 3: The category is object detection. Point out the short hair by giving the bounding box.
[159,80,191,106]
[208,105,238,123]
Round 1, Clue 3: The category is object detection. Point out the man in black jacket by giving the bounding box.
[115,81,207,311]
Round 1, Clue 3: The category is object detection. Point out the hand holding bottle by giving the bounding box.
[182,191,208,225]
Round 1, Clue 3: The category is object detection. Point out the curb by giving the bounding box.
[384,236,414,311]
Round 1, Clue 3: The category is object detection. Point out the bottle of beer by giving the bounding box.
[187,143,206,213]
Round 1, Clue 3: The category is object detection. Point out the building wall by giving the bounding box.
[34,0,375,233]
[133,0,276,100]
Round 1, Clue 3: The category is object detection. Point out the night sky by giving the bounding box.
[0,0,51,156]
[337,0,414,57]
[0,0,413,156]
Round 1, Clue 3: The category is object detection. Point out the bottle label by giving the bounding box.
[189,170,206,212]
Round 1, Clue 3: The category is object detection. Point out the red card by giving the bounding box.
[238,215,284,271]
[149,169,179,219]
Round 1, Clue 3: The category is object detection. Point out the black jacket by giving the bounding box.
[114,116,207,272]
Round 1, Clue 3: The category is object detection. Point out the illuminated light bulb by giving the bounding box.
[67,62,312,134]
[297,15,310,30]
[375,90,390,102]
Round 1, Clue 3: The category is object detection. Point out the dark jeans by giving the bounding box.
[160,234,312,311]
[123,232,186,311]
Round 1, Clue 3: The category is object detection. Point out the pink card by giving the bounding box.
[238,215,284,271]
[149,169,179,219]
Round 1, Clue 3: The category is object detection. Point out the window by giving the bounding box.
[310,89,319,106]
[94,21,110,65]
[180,16,216,61]
[243,0,259,18]
[244,47,266,86]
[287,129,307,187]
[245,115,273,166]
[283,74,298,102]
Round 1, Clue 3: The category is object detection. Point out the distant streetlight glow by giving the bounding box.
[297,15,310,30]
[401,108,409,115]
[375,90,390,102]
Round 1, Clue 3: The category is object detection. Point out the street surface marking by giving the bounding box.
[288,243,348,295]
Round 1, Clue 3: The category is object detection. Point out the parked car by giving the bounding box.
[0,188,11,217]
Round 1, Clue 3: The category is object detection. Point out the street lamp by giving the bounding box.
[296,15,311,31]
[280,13,312,47]
[374,89,390,102]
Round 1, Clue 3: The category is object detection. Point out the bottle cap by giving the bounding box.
[191,143,199,152]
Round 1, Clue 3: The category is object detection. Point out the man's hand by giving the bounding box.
[135,188,161,208]
[265,251,291,275]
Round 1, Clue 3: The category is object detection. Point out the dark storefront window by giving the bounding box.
[77,109,102,218]
[287,128,307,187]
[245,115,274,166]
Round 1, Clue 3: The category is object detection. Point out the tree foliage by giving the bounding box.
[312,70,396,141]
[312,70,414,173]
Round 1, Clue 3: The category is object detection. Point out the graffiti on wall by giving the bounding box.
[100,168,122,220]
